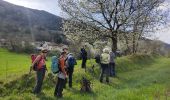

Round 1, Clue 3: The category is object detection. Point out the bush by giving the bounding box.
[7,42,35,54]
[22,44,35,54]
[47,50,60,57]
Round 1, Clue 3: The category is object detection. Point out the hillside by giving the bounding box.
[0,48,170,99]
[0,0,65,44]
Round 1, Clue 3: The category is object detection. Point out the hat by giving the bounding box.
[41,48,48,53]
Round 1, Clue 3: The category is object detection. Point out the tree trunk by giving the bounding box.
[124,34,131,54]
[132,33,136,54]
[111,36,117,52]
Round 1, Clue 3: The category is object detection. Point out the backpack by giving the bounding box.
[51,56,59,74]
[95,54,101,64]
[31,54,41,71]
[67,56,76,68]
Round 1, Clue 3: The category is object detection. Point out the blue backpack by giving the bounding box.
[68,56,76,68]
[51,56,59,74]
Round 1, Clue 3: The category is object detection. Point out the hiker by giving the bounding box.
[31,49,48,94]
[109,51,116,77]
[54,51,68,97]
[100,48,110,83]
[62,47,69,88]
[80,47,87,70]
[66,53,77,88]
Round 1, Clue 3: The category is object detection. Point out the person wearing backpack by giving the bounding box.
[62,47,69,88]
[100,48,110,83]
[30,49,48,94]
[66,53,76,88]
[54,51,68,98]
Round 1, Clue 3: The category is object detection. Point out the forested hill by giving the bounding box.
[0,0,65,43]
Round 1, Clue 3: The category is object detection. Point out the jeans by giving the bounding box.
[68,67,74,87]
[81,58,87,69]
[54,77,65,97]
[100,63,109,83]
[33,68,46,94]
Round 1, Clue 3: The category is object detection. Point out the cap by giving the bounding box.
[41,48,48,53]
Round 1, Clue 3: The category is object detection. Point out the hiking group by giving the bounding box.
[30,47,116,98]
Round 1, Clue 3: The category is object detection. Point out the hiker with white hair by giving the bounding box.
[100,48,110,83]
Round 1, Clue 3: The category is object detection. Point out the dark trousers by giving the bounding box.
[33,68,45,94]
[68,68,74,87]
[110,63,116,77]
[100,63,109,83]
[81,58,87,69]
[54,77,65,97]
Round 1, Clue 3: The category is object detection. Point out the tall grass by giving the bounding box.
[0,48,170,100]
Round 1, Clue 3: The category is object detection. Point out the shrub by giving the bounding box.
[7,42,35,54]
[47,50,60,57]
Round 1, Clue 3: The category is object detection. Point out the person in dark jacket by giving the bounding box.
[80,47,87,71]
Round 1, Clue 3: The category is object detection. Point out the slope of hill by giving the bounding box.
[0,0,65,43]
[0,48,170,99]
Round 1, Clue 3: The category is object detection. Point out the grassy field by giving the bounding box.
[0,48,170,100]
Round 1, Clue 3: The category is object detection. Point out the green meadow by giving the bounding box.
[0,48,170,100]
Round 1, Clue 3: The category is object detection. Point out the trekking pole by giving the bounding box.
[5,61,8,81]
[29,66,32,74]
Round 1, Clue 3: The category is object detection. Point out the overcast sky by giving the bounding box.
[3,0,170,44]
[3,0,62,16]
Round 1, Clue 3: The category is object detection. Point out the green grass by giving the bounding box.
[0,48,170,100]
